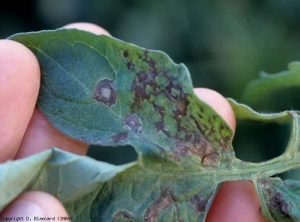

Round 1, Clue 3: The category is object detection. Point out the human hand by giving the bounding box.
[0,23,268,222]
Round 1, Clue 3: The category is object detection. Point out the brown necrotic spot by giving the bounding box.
[124,113,141,132]
[174,134,220,167]
[270,191,290,217]
[148,58,159,75]
[183,135,214,158]
[162,130,171,137]
[137,71,148,82]
[144,189,177,222]
[201,152,220,168]
[111,132,128,143]
[113,210,133,222]
[155,121,164,131]
[189,194,212,213]
[127,62,135,71]
[176,98,188,115]
[93,79,117,107]
[155,120,171,137]
[153,103,165,116]
[123,50,129,58]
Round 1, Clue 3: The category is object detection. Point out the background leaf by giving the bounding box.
[243,62,300,107]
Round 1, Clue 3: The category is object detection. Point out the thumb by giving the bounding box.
[1,191,69,222]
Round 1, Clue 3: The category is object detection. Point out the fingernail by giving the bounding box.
[2,199,44,221]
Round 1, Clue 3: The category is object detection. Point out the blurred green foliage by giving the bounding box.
[2,0,300,178]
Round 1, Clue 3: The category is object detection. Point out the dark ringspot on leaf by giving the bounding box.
[124,113,141,132]
[93,79,117,107]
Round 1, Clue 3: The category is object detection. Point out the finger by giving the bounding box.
[206,181,268,222]
[16,109,88,158]
[0,40,40,162]
[1,191,69,221]
[16,23,111,159]
[63,22,111,36]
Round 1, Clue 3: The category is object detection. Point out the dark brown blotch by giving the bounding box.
[201,152,220,168]
[113,210,133,222]
[144,189,177,222]
[189,114,205,135]
[207,128,216,137]
[165,78,183,101]
[271,191,290,217]
[148,59,159,75]
[153,103,165,116]
[124,113,141,132]
[177,146,188,156]
[176,98,188,115]
[174,134,219,166]
[162,69,169,77]
[123,50,129,58]
[127,62,135,71]
[111,132,129,143]
[93,79,117,107]
[155,121,164,131]
[162,129,171,137]
[137,71,148,82]
[189,194,212,213]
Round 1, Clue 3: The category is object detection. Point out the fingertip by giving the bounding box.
[1,191,68,220]
[16,109,89,159]
[206,181,269,222]
[0,40,40,96]
[0,40,40,161]
[194,88,236,133]
[63,22,111,36]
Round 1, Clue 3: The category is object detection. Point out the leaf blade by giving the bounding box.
[9,29,234,171]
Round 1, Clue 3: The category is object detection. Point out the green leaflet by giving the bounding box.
[2,29,300,221]
[254,177,300,222]
[243,61,300,105]
[0,148,135,220]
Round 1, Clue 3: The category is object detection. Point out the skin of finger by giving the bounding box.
[1,191,69,220]
[194,89,267,221]
[206,181,269,222]
[0,40,40,162]
[16,23,111,159]
[16,109,88,158]
[63,22,111,36]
